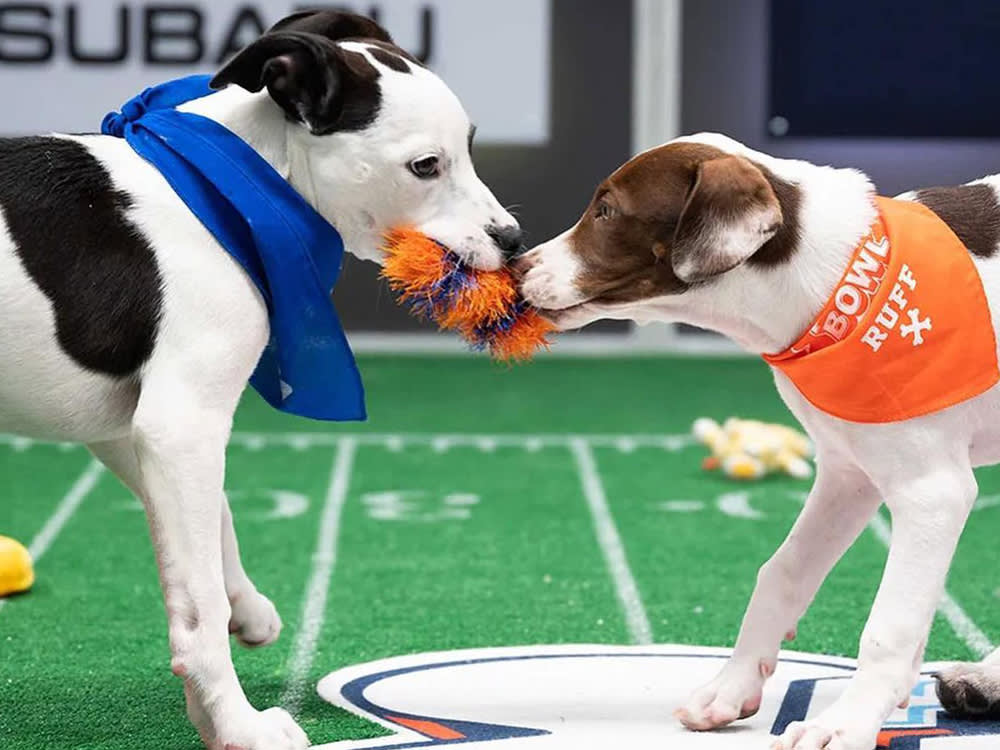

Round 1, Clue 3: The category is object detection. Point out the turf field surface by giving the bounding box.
[1,355,998,749]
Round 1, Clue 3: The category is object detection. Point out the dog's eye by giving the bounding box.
[409,155,441,180]
[595,201,615,220]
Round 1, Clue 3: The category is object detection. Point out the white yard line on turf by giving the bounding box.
[868,512,994,659]
[570,438,654,645]
[0,458,104,614]
[280,437,358,716]
[230,433,693,451]
[0,432,694,452]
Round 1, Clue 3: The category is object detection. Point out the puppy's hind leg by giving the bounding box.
[935,647,1000,719]
[223,497,283,648]
[89,439,283,651]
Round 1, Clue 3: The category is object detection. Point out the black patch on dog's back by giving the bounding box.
[0,137,162,376]
[916,184,1000,258]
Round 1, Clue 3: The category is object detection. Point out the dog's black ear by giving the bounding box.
[211,31,381,134]
[670,156,783,283]
[266,10,394,45]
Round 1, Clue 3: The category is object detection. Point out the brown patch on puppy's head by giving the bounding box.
[550,142,799,308]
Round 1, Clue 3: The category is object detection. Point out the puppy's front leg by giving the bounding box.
[132,384,307,750]
[677,463,881,731]
[773,467,977,750]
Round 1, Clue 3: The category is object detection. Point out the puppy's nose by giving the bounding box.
[487,224,526,260]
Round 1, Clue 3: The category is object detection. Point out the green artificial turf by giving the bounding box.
[0,355,997,749]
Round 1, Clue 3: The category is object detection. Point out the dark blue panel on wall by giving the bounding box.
[769,0,1000,137]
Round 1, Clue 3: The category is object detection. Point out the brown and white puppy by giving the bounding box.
[518,132,1000,750]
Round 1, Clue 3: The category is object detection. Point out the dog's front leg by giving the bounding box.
[773,466,977,750]
[677,463,881,732]
[131,386,308,750]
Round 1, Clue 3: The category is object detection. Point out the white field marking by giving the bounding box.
[289,436,311,452]
[973,494,1000,512]
[868,512,994,659]
[0,433,694,452]
[0,459,104,614]
[570,439,654,645]
[280,438,358,716]
[361,491,480,523]
[615,438,637,453]
[661,435,690,452]
[227,489,310,520]
[476,438,497,453]
[717,491,765,521]
[658,500,705,513]
[445,493,481,507]
[243,435,266,451]
[228,433,694,451]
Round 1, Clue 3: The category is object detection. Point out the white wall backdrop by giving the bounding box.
[0,0,551,144]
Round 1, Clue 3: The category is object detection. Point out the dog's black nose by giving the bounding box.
[487,225,526,260]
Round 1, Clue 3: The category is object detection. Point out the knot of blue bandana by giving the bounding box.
[102,98,150,137]
[102,75,366,422]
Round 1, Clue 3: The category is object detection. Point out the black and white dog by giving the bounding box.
[0,11,520,750]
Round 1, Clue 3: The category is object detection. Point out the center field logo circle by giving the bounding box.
[316,645,1000,749]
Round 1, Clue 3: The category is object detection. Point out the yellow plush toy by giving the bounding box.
[0,536,34,597]
[693,417,814,481]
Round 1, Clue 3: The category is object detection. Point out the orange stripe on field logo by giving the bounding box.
[386,715,466,740]
[877,728,952,747]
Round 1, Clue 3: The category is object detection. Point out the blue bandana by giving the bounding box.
[102,75,366,422]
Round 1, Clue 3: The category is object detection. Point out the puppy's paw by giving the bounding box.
[674,659,769,731]
[771,702,882,750]
[771,719,847,750]
[210,707,308,750]
[935,663,1000,718]
[229,591,282,649]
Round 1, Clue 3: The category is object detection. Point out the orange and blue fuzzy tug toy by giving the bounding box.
[0,536,34,598]
[382,229,554,361]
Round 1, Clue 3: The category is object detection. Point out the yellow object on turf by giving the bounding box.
[693,417,814,481]
[0,535,34,597]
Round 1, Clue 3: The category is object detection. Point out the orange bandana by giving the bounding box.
[763,196,999,423]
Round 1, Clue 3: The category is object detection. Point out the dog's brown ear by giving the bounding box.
[670,156,782,283]
[211,31,380,134]
[266,10,394,45]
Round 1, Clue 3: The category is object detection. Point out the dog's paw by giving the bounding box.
[771,707,880,750]
[771,720,847,750]
[935,663,1000,718]
[210,707,309,750]
[229,591,282,649]
[674,659,769,731]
